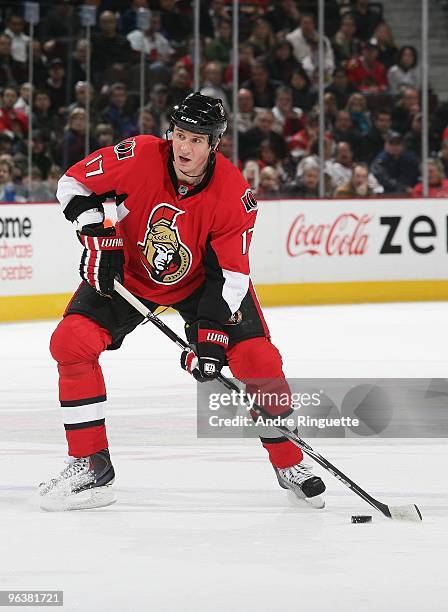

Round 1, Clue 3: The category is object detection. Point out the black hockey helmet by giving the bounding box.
[169,92,227,148]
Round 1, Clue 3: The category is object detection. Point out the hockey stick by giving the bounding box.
[113,280,422,522]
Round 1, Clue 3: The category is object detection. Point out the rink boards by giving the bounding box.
[1,198,448,321]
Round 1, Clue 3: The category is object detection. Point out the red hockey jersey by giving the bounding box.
[57,136,257,325]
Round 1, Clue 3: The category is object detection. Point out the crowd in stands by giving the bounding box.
[1,0,448,202]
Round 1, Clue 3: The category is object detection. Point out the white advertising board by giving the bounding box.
[250,198,448,284]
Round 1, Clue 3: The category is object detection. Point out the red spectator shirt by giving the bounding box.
[56,135,257,325]
[0,108,28,137]
[412,180,448,198]
[346,57,388,93]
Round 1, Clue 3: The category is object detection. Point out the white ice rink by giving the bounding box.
[1,302,447,611]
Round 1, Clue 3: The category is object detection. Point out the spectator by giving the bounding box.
[30,40,47,89]
[267,41,301,85]
[285,165,332,198]
[371,131,419,195]
[346,40,388,94]
[271,86,304,142]
[371,23,398,69]
[4,14,29,64]
[258,139,290,183]
[95,123,115,148]
[168,66,193,108]
[350,0,382,41]
[217,133,242,168]
[392,86,420,134]
[412,159,448,198]
[248,17,276,58]
[243,159,260,192]
[388,46,420,96]
[139,108,158,135]
[120,0,150,35]
[332,14,361,63]
[204,0,231,39]
[289,112,319,160]
[128,10,174,65]
[201,62,230,113]
[14,82,32,115]
[328,141,383,193]
[31,131,53,180]
[0,157,24,202]
[58,108,98,170]
[91,11,134,83]
[334,162,376,198]
[66,82,95,117]
[71,40,89,88]
[289,66,317,112]
[205,18,232,66]
[403,112,422,161]
[296,136,334,180]
[286,13,334,80]
[158,0,191,43]
[33,89,63,141]
[347,92,370,135]
[0,86,28,139]
[99,82,139,141]
[236,88,258,134]
[257,166,280,199]
[362,109,392,163]
[325,67,357,109]
[438,139,448,177]
[45,58,67,115]
[266,0,301,35]
[38,3,81,40]
[224,43,255,86]
[45,164,63,199]
[0,33,26,87]
[331,110,363,158]
[240,109,287,162]
[241,60,282,109]
[26,166,56,202]
[0,133,13,156]
[147,83,170,136]
[324,92,339,130]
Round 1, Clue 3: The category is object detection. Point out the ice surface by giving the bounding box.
[1,302,447,611]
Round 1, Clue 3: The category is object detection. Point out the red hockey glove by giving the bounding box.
[78,225,124,297]
[180,320,229,382]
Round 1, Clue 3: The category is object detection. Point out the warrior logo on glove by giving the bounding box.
[138,203,192,285]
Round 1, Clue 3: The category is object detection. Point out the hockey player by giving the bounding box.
[39,92,325,511]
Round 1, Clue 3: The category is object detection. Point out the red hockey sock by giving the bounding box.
[50,314,112,457]
[227,337,304,468]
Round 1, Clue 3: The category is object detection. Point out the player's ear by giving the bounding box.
[213,137,221,152]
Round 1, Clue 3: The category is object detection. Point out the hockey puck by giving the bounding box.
[351,515,372,523]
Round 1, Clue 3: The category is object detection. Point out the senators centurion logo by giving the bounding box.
[137,204,192,284]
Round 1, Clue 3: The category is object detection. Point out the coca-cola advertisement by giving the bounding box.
[250,199,448,288]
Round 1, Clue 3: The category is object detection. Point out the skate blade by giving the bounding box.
[286,490,325,510]
[39,485,116,512]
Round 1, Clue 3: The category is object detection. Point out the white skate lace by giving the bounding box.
[279,463,314,486]
[39,457,93,496]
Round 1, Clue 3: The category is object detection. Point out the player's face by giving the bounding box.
[172,127,211,181]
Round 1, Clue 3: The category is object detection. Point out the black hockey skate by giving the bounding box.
[274,462,326,509]
[39,449,116,511]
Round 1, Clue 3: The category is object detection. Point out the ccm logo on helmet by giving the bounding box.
[180,116,198,124]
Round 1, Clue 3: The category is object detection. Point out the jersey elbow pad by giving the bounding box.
[63,192,116,223]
